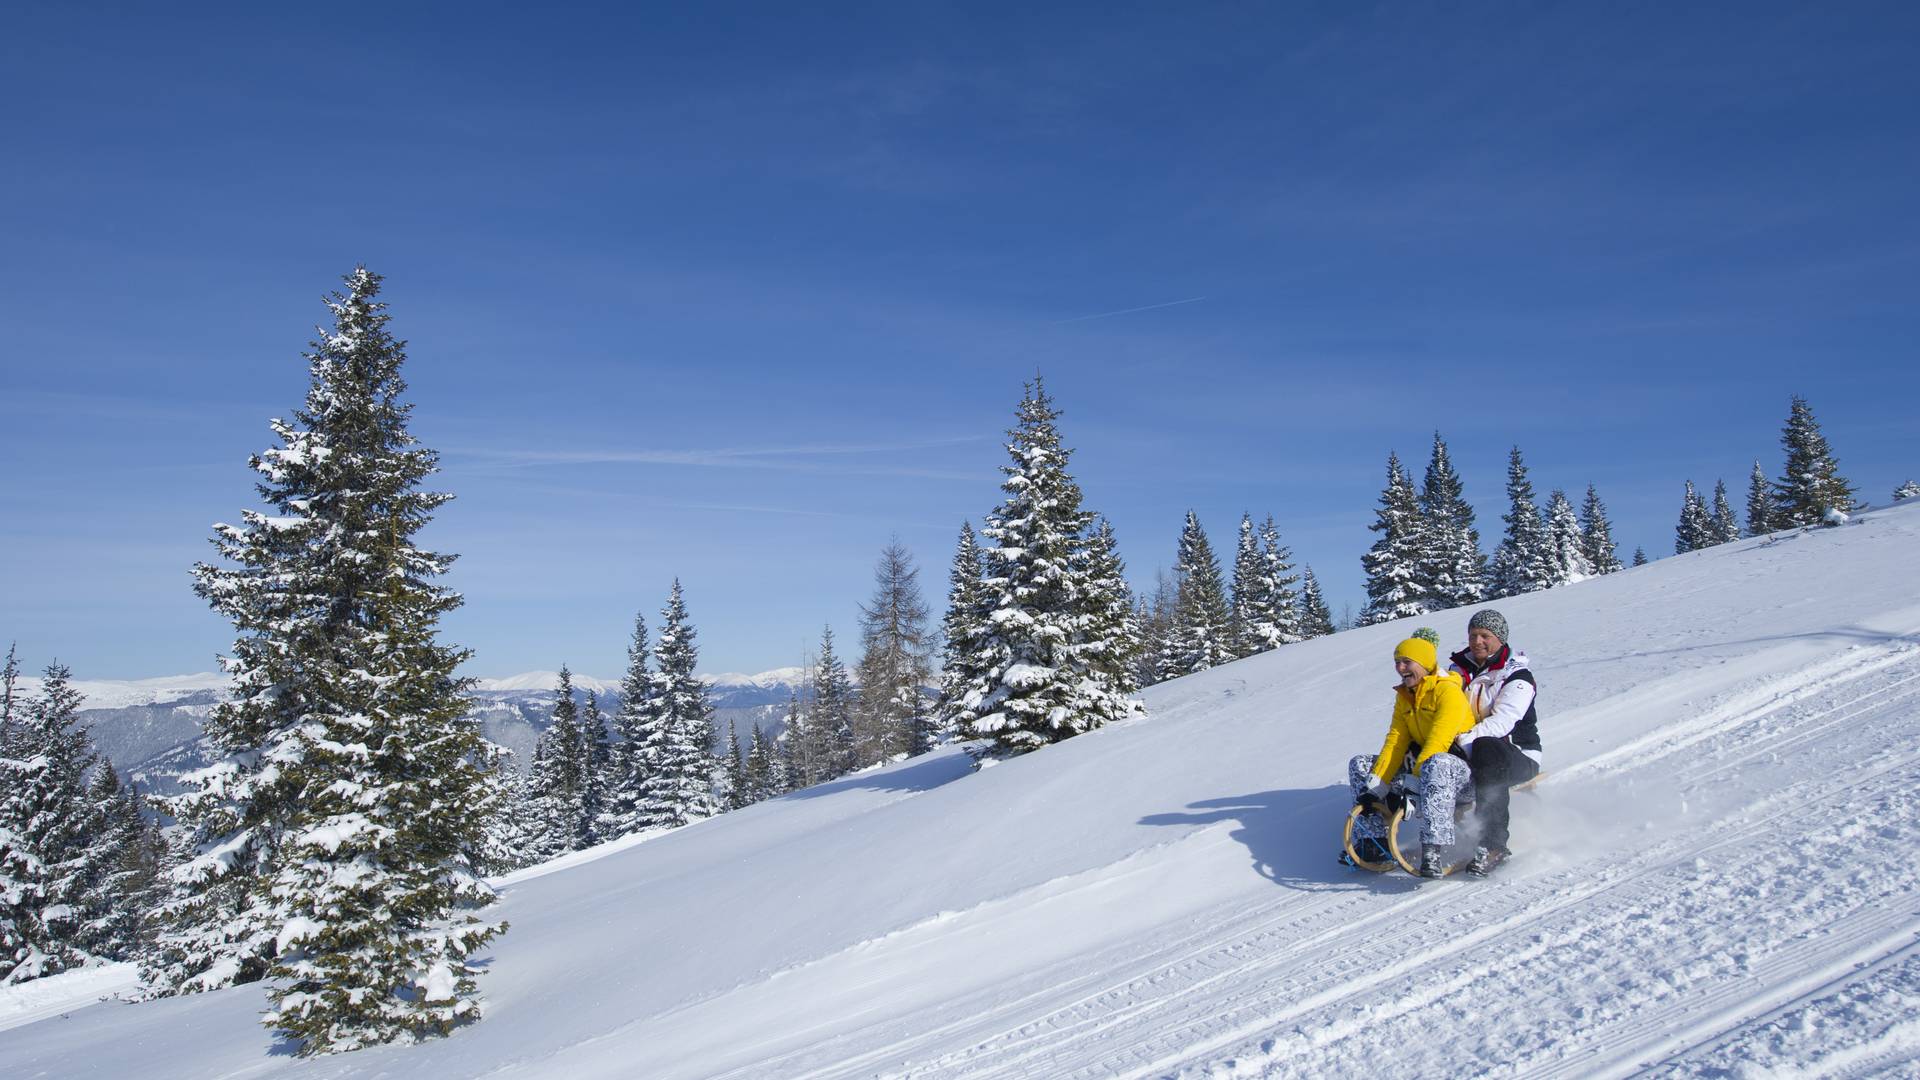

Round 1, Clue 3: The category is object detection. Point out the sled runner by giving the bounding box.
[1342,773,1546,877]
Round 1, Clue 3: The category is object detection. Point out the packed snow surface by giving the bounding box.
[7,505,1920,1077]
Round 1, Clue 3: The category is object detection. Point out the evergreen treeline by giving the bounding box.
[0,648,168,987]
[1678,396,1857,552]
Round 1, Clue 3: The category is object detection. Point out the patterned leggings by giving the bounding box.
[1347,752,1474,847]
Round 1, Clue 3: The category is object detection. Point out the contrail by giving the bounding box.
[1053,296,1207,324]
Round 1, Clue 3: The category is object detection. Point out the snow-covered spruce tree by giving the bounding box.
[933,523,989,745]
[1488,446,1555,598]
[1080,517,1143,695]
[1543,489,1593,586]
[1257,517,1302,646]
[82,764,168,962]
[854,540,935,764]
[1709,479,1741,546]
[962,380,1141,757]
[721,722,747,811]
[1164,511,1234,674]
[576,690,611,847]
[1131,570,1177,690]
[1229,514,1270,658]
[1,663,105,984]
[1579,485,1624,575]
[1746,461,1777,536]
[605,612,655,837]
[535,667,586,852]
[1675,480,1715,554]
[1297,566,1336,639]
[1897,480,1920,502]
[0,644,18,757]
[1416,432,1486,611]
[636,581,717,829]
[1359,453,1429,625]
[743,724,777,804]
[1773,396,1857,526]
[811,627,857,780]
[157,269,501,1053]
[777,692,807,792]
[1632,546,1649,567]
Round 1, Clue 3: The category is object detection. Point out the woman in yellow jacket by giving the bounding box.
[1343,634,1477,877]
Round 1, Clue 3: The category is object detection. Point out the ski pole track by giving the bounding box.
[723,648,1920,1080]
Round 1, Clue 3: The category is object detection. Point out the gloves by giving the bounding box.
[1355,775,1387,814]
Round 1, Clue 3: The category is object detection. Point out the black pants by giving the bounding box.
[1468,737,1539,849]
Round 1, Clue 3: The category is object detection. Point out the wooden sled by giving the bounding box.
[1343,772,1546,877]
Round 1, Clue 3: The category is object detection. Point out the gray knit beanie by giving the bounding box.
[1468,608,1509,644]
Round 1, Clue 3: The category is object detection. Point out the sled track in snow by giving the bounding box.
[727,641,1920,1079]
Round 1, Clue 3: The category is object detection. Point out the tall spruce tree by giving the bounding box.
[1489,447,1555,598]
[960,380,1140,756]
[1746,461,1777,537]
[1773,396,1856,526]
[1360,453,1428,625]
[1543,489,1593,585]
[155,269,501,1052]
[1298,566,1336,639]
[1164,511,1234,675]
[1675,480,1714,554]
[637,581,717,828]
[1258,517,1302,646]
[722,722,747,811]
[933,523,988,746]
[743,724,778,804]
[83,764,168,961]
[854,540,935,765]
[1416,433,1486,610]
[1579,485,1624,575]
[777,692,807,791]
[605,613,655,837]
[1229,514,1269,658]
[1709,480,1741,545]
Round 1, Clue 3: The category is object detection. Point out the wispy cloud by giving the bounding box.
[1053,296,1208,324]
[443,435,987,481]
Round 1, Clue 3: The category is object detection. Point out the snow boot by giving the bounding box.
[1466,845,1509,877]
[1418,843,1449,878]
[1340,836,1392,867]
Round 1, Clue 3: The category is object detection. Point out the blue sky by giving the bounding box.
[3,2,1916,679]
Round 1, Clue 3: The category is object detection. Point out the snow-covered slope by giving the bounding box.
[8,504,1920,1078]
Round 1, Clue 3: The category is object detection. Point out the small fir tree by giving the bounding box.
[1132,570,1178,689]
[637,581,717,829]
[1,663,103,983]
[933,523,988,745]
[853,540,935,765]
[1675,480,1714,554]
[605,613,655,837]
[1773,396,1856,526]
[811,628,857,780]
[1579,485,1624,575]
[1359,453,1429,625]
[1080,518,1143,694]
[722,722,747,811]
[1543,489,1593,585]
[1164,511,1234,674]
[1416,432,1486,610]
[1632,546,1649,567]
[1746,460,1777,536]
[1297,566,1336,639]
[1488,447,1555,598]
[1709,480,1741,546]
[576,690,611,847]
[1895,480,1920,502]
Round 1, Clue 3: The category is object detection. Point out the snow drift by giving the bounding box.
[6,502,1920,1078]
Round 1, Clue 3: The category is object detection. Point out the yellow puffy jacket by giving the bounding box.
[1370,672,1475,784]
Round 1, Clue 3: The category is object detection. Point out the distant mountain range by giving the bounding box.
[23,669,812,796]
